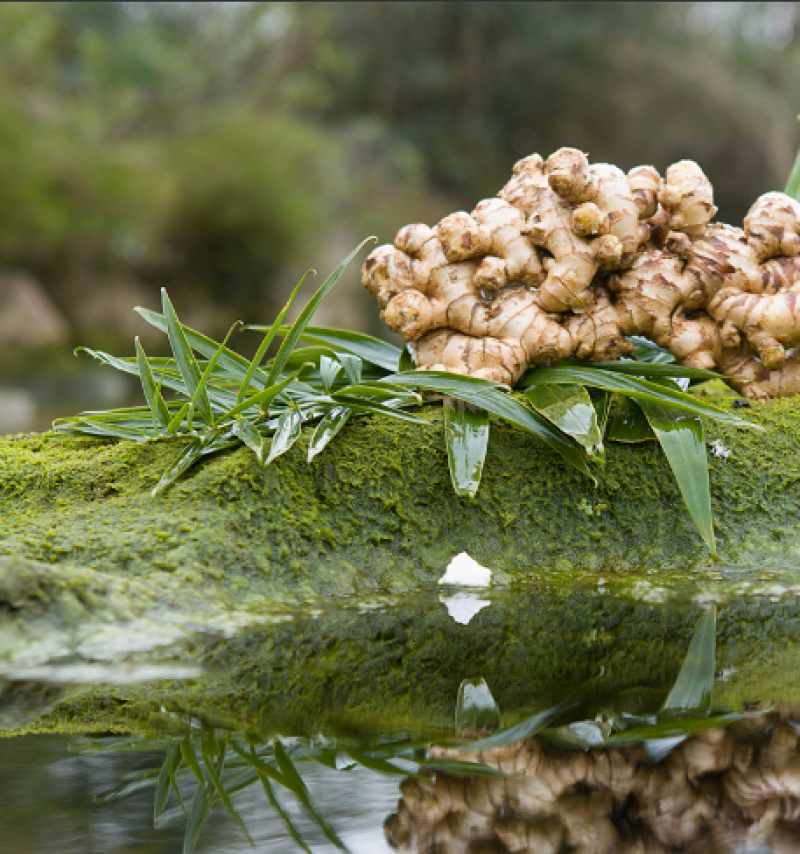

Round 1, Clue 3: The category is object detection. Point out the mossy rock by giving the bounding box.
[1,397,799,606]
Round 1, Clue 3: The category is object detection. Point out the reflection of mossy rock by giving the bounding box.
[1,399,800,605]
[4,590,800,737]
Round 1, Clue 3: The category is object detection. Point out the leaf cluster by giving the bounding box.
[57,244,756,552]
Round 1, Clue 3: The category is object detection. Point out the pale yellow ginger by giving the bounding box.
[362,145,800,399]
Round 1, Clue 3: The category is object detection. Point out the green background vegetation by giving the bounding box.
[0,1,798,363]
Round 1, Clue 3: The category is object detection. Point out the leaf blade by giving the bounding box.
[443,398,490,498]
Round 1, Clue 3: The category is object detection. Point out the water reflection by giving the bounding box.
[3,595,800,852]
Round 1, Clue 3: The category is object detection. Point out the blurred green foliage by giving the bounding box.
[0,1,796,349]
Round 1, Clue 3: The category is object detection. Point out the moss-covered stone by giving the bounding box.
[2,397,800,608]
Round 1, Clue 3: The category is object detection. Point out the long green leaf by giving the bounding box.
[258,772,313,854]
[136,307,258,386]
[519,365,756,428]
[575,362,717,380]
[152,440,204,496]
[135,338,171,430]
[661,607,717,714]
[225,370,303,420]
[255,325,401,372]
[201,737,253,846]
[237,270,315,403]
[266,239,375,386]
[308,407,351,462]
[455,699,578,753]
[155,742,183,821]
[161,290,213,425]
[443,398,490,498]
[273,741,349,852]
[639,397,716,554]
[183,777,213,854]
[526,383,604,460]
[189,322,241,427]
[265,406,303,464]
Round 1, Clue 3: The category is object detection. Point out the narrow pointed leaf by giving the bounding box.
[180,738,205,784]
[161,290,213,425]
[443,398,490,498]
[135,338,170,430]
[399,345,415,372]
[661,607,717,714]
[258,768,313,854]
[273,741,349,852]
[785,144,800,201]
[319,355,342,393]
[519,365,756,428]
[256,325,401,372]
[329,396,430,424]
[152,440,204,496]
[136,307,257,385]
[232,420,265,463]
[237,270,315,402]
[265,407,303,464]
[189,322,241,426]
[308,407,351,462]
[183,778,213,854]
[155,742,182,821]
[266,239,375,386]
[526,383,604,459]
[578,362,717,379]
[606,397,657,443]
[201,738,253,846]
[639,398,716,553]
[338,353,362,385]
[225,371,301,420]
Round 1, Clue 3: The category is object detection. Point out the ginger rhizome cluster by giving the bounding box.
[386,709,800,853]
[362,148,800,399]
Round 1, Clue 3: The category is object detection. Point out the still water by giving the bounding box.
[2,586,800,853]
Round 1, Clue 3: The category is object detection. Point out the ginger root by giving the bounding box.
[363,146,800,398]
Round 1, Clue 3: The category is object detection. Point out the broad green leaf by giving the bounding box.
[265,407,303,464]
[785,143,800,201]
[639,397,716,554]
[67,417,154,442]
[161,290,213,425]
[661,607,717,714]
[135,338,170,430]
[266,239,375,386]
[259,325,401,372]
[519,365,756,428]
[443,398,490,498]
[155,742,183,821]
[606,396,657,443]
[273,741,349,852]
[608,711,750,746]
[232,420,265,464]
[526,383,604,460]
[237,270,315,402]
[381,370,504,393]
[308,407,351,462]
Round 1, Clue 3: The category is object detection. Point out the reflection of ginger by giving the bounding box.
[363,146,800,398]
[385,709,800,853]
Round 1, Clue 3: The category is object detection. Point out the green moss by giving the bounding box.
[2,398,800,606]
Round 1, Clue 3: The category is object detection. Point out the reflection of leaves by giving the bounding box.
[661,606,716,714]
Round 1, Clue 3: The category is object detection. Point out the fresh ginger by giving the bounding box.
[362,146,800,398]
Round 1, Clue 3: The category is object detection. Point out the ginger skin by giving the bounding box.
[362,146,800,398]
